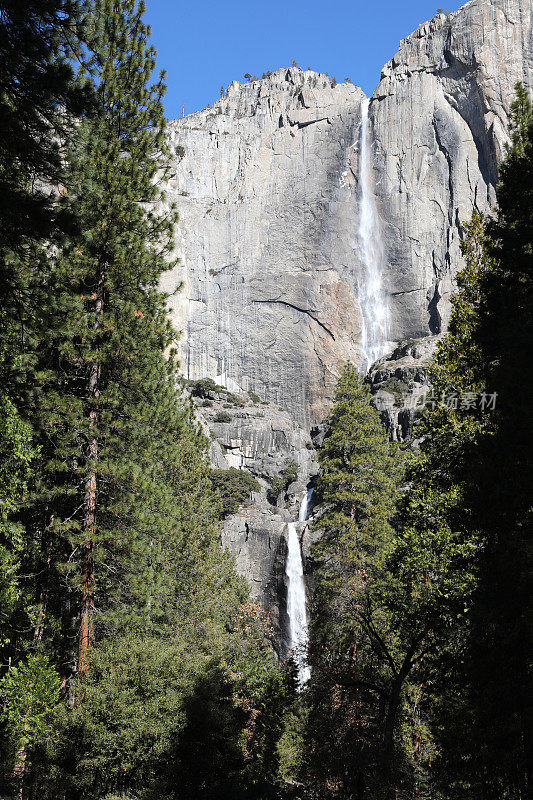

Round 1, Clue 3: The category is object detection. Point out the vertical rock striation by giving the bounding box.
[162,68,367,429]
[163,0,531,429]
[372,0,533,339]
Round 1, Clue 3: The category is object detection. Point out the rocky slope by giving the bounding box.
[161,0,532,639]
[188,380,317,651]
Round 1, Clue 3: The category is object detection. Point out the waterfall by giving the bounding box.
[298,487,313,524]
[357,97,390,372]
[285,489,313,686]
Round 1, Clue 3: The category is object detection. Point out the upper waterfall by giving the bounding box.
[357,97,390,372]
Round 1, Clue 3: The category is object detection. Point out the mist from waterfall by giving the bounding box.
[357,97,390,372]
[285,489,313,686]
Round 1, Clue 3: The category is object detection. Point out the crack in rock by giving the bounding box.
[252,298,336,340]
[391,287,427,296]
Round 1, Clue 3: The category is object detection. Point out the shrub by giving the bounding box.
[188,378,246,406]
[248,391,261,404]
[267,460,299,506]
[214,411,232,423]
[224,393,246,407]
[188,377,221,398]
[379,377,409,401]
[210,468,261,518]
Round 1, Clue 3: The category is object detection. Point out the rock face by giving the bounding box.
[162,69,367,430]
[161,0,532,640]
[372,0,533,339]
[163,0,532,432]
[368,337,439,443]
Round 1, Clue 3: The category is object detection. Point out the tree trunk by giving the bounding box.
[383,681,401,792]
[12,740,26,800]
[78,461,96,676]
[78,274,103,676]
[33,533,52,645]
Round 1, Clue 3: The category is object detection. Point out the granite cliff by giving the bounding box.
[372,0,533,338]
[159,0,532,634]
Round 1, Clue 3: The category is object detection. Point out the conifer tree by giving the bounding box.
[375,211,501,797]
[0,10,89,788]
[3,3,288,795]
[408,84,533,797]
[21,0,185,677]
[444,81,533,798]
[0,0,87,247]
[18,0,223,681]
[0,0,89,637]
[304,365,406,798]
[0,0,89,370]
[304,359,488,797]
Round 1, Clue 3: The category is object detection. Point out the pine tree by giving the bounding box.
[450,81,533,798]
[0,0,89,647]
[0,0,89,353]
[22,0,216,677]
[4,3,288,795]
[304,365,406,798]
[506,80,532,156]
[0,4,90,725]
[382,211,501,796]
[413,84,533,797]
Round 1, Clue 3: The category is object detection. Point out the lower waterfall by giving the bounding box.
[285,489,313,686]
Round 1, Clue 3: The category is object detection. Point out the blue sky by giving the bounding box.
[144,0,467,120]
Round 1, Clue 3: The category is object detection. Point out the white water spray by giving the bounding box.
[357,97,390,371]
[285,489,313,686]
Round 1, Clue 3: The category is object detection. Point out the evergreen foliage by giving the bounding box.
[22,0,187,674]
[211,468,261,518]
[432,81,533,798]
[0,0,89,261]
[303,365,407,797]
[0,4,89,793]
[267,460,298,506]
[0,1,289,796]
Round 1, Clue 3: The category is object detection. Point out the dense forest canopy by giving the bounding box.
[0,1,531,799]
